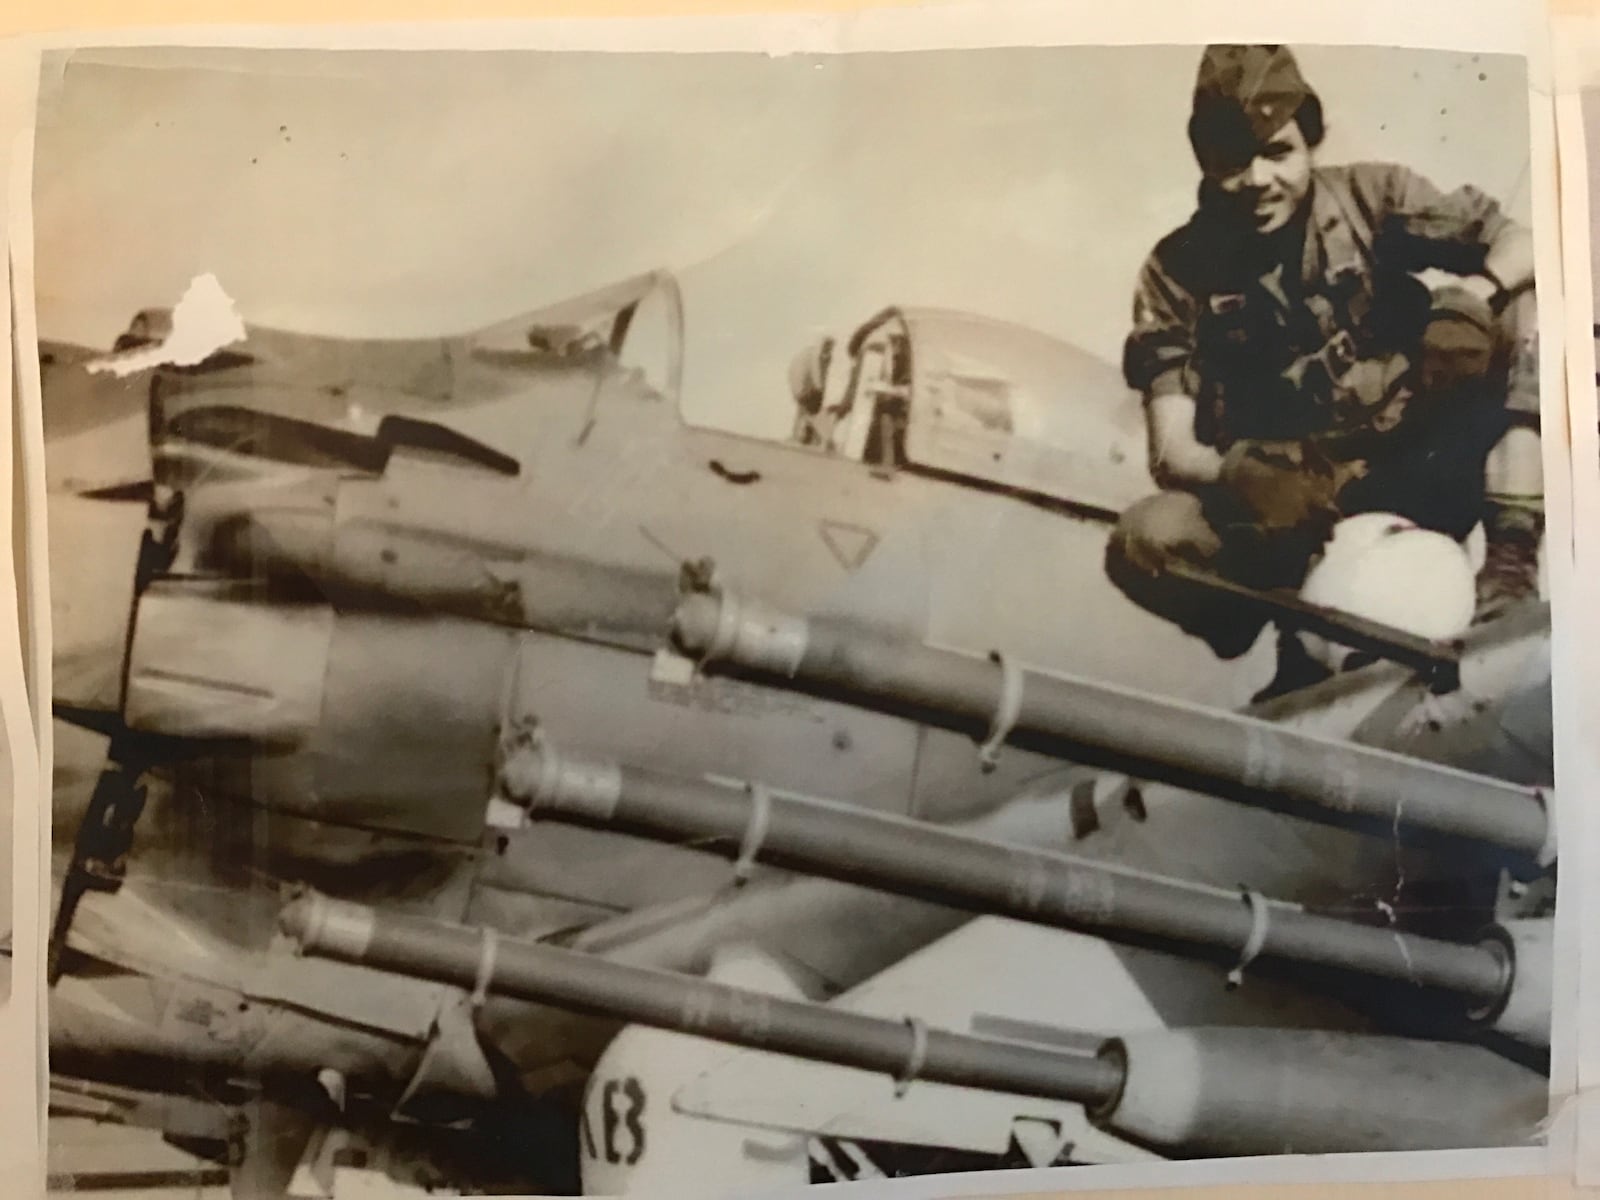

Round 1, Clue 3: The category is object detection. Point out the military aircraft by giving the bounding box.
[39,270,1557,1198]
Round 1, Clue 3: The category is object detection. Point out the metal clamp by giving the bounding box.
[979,651,1025,773]
[734,784,772,885]
[506,741,623,823]
[895,1015,929,1097]
[704,591,809,677]
[1226,889,1271,989]
[471,927,500,1010]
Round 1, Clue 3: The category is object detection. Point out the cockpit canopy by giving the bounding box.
[791,307,1152,515]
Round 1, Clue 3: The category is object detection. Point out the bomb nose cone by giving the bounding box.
[670,590,811,676]
[277,892,319,943]
[279,892,376,960]
[671,591,722,653]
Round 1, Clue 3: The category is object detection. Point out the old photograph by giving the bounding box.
[27,36,1559,1198]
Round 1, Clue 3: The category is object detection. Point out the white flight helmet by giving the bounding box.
[1299,512,1477,670]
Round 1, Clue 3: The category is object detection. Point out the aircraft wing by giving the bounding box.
[40,273,1556,1196]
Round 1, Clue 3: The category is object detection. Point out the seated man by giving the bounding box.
[1106,44,1542,696]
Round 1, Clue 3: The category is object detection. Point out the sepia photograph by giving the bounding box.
[26,32,1560,1198]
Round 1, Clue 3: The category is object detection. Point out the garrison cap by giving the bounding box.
[1189,44,1315,171]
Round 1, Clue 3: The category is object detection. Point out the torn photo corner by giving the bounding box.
[83,271,246,377]
[12,2,1582,1196]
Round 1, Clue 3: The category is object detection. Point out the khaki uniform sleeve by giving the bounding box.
[1123,251,1198,401]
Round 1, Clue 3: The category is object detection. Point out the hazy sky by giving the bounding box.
[33,44,1531,440]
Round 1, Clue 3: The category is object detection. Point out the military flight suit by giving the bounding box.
[1107,161,1538,658]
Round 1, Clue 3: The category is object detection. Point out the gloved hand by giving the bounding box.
[1114,492,1223,577]
[1375,201,1495,276]
[1218,439,1353,533]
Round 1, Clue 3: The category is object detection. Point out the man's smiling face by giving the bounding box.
[1209,116,1315,235]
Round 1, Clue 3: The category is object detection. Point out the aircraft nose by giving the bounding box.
[50,494,147,717]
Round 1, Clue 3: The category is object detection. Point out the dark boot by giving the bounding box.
[1473,499,1543,624]
[1251,628,1333,704]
